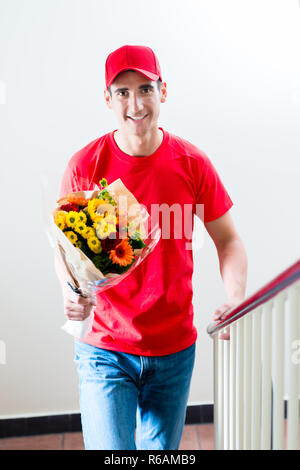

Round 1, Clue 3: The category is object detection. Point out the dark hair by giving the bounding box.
[108,77,162,98]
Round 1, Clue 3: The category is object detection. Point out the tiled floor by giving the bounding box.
[0,424,214,450]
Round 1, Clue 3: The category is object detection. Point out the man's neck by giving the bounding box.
[114,127,163,157]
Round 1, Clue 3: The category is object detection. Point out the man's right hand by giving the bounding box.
[62,285,97,321]
[55,250,97,321]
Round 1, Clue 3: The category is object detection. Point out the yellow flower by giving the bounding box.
[87,236,102,254]
[77,211,87,224]
[85,227,96,238]
[95,213,117,227]
[65,231,78,245]
[75,240,82,249]
[95,203,116,219]
[66,211,80,228]
[88,198,106,221]
[54,216,66,231]
[105,214,117,225]
[95,219,117,240]
[55,211,67,222]
[92,214,105,226]
[74,222,88,238]
[92,221,98,231]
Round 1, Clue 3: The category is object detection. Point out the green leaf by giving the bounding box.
[129,238,147,249]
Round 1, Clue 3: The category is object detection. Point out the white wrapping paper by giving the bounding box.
[49,178,161,338]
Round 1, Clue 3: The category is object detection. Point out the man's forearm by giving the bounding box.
[217,237,248,304]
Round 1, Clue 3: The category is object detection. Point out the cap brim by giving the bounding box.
[107,67,160,89]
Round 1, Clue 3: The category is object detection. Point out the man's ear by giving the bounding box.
[160,82,167,103]
[104,89,113,109]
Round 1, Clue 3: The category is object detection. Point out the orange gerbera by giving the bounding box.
[109,239,134,267]
[57,194,89,207]
[67,195,89,206]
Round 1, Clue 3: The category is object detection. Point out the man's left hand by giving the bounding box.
[213,302,238,341]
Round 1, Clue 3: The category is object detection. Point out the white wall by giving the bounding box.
[0,0,299,417]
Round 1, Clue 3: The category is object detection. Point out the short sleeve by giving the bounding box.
[58,164,80,199]
[58,155,96,199]
[194,153,233,223]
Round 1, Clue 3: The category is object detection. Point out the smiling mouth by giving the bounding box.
[127,114,148,122]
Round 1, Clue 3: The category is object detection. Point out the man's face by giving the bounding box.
[104,70,167,137]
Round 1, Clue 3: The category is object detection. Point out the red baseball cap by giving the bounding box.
[105,45,162,89]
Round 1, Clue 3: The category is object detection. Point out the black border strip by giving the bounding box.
[0,404,213,439]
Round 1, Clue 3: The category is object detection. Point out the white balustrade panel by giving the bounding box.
[213,281,300,450]
[251,307,262,450]
[229,322,236,450]
[286,285,300,450]
[272,293,285,450]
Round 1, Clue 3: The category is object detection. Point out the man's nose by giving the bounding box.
[127,93,144,114]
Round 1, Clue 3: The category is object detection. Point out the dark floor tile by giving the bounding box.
[179,425,201,450]
[0,424,213,450]
[197,424,214,450]
[0,433,63,450]
[63,432,85,450]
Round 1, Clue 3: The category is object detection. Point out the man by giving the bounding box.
[55,44,248,450]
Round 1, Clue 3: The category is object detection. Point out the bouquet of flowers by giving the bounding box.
[50,177,161,338]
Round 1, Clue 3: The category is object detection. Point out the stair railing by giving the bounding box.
[207,259,300,450]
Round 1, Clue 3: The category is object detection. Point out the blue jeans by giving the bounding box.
[74,339,196,450]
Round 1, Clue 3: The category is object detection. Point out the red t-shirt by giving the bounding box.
[59,127,233,356]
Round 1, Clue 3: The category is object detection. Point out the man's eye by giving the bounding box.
[117,88,152,96]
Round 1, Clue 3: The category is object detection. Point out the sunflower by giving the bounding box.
[75,240,82,249]
[54,216,66,231]
[77,211,87,224]
[74,221,88,238]
[55,210,67,222]
[87,236,102,254]
[65,231,78,245]
[109,239,134,266]
[87,198,106,221]
[85,227,96,238]
[66,211,80,228]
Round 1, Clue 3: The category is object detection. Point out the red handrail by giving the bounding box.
[207,258,300,335]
